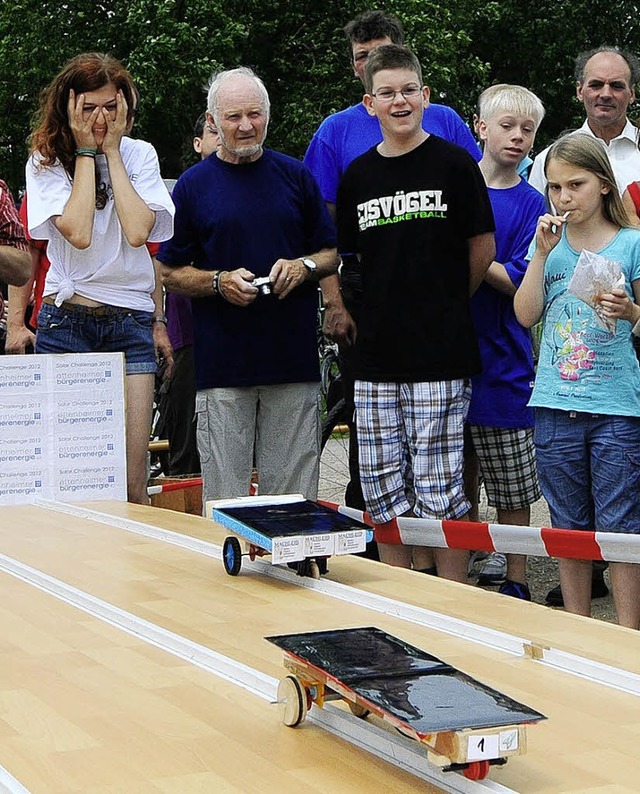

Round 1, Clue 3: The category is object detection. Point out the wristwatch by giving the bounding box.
[300,257,317,277]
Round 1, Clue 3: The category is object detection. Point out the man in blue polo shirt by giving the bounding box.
[305,10,480,220]
[159,68,337,505]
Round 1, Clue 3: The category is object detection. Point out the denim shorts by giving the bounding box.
[534,407,640,534]
[36,301,157,375]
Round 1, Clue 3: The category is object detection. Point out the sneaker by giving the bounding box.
[477,552,507,585]
[468,550,488,576]
[499,579,531,601]
[545,570,609,606]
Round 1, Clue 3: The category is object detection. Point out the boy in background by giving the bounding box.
[336,45,495,579]
[466,84,547,598]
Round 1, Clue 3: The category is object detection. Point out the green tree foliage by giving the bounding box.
[120,0,247,173]
[0,0,244,191]
[0,0,487,193]
[231,0,489,159]
[469,1,640,151]
[5,0,639,197]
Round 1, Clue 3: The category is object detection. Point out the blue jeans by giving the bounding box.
[534,408,640,533]
[36,302,156,375]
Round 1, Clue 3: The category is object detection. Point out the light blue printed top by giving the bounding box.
[529,227,640,417]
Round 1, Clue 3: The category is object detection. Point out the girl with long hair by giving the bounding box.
[515,133,640,628]
[26,53,174,503]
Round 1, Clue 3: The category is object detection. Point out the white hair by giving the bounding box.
[206,67,271,124]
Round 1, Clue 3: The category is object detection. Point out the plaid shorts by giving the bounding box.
[354,379,471,523]
[468,425,541,510]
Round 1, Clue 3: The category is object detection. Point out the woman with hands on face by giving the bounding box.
[25,53,175,504]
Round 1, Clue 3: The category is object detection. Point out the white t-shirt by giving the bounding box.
[26,137,175,311]
[529,119,640,197]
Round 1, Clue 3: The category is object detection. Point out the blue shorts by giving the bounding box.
[36,301,157,375]
[534,408,640,534]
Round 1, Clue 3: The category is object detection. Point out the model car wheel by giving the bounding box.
[222,536,242,576]
[463,760,491,780]
[278,675,308,727]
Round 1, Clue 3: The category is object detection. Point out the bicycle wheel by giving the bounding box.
[320,342,343,412]
[319,397,350,503]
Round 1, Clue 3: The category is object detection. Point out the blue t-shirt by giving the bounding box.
[304,102,480,205]
[530,227,640,417]
[468,179,546,428]
[158,150,336,390]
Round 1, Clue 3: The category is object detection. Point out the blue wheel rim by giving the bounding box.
[224,541,236,571]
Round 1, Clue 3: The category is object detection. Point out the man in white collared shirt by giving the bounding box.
[530,47,640,195]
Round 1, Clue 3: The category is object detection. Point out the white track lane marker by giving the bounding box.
[34,500,640,697]
[0,548,510,794]
[0,767,32,794]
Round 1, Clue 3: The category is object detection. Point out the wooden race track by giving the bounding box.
[1,500,639,793]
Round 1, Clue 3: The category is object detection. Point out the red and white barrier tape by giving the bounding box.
[147,477,202,496]
[319,500,640,564]
[147,477,258,497]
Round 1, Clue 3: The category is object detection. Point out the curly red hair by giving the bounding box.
[30,53,138,177]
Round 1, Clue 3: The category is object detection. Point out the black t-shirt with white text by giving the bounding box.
[336,136,495,382]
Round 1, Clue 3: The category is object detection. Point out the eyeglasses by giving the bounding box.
[371,86,422,103]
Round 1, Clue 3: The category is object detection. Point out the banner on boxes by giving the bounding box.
[0,353,127,504]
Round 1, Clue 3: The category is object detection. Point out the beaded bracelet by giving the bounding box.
[212,270,228,298]
[76,148,98,158]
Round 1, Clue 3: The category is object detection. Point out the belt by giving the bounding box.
[42,296,132,317]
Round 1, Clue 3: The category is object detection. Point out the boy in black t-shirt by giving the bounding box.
[336,45,495,580]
